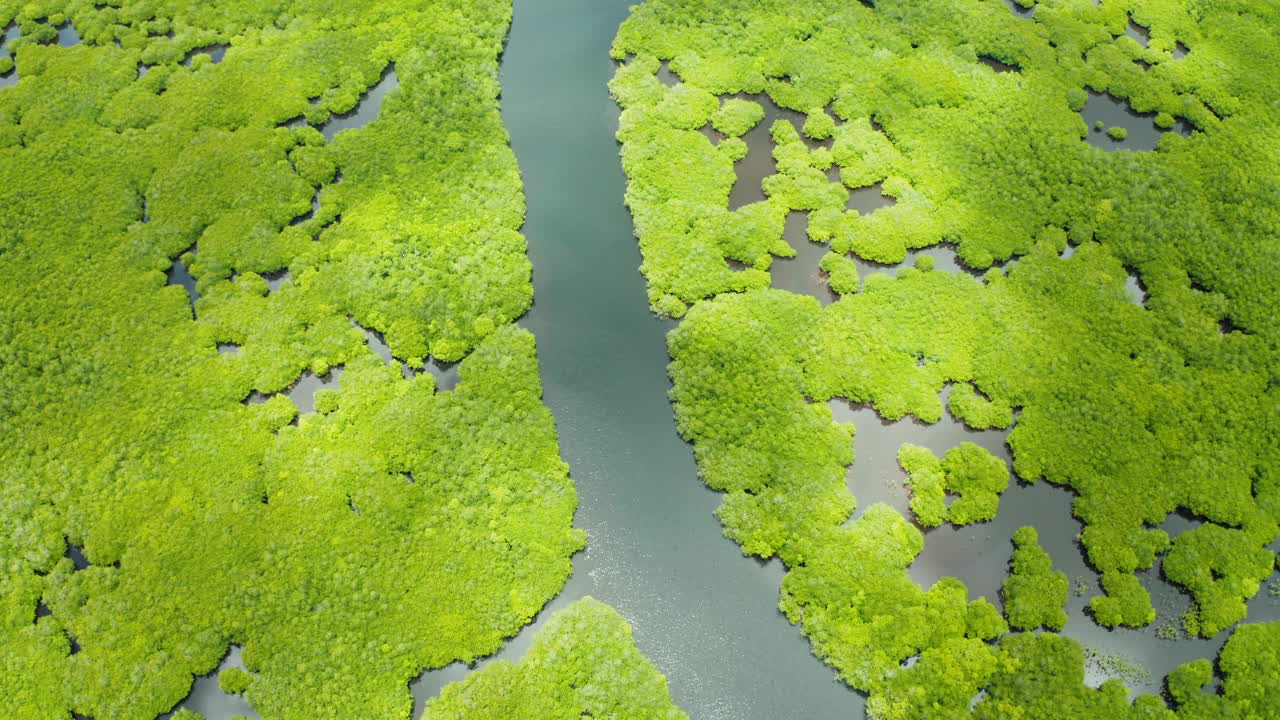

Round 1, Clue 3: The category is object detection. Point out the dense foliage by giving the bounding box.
[423,598,688,720]
[898,442,1008,527]
[0,1,588,718]
[613,0,1280,716]
[1002,526,1069,632]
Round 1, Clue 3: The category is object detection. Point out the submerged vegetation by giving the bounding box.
[613,0,1280,716]
[0,1,626,717]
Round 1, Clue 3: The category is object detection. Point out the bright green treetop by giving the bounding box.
[424,598,688,720]
[1002,526,1069,631]
[0,1,585,718]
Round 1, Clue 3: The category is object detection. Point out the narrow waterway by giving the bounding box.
[160,1,1278,717]
[411,0,1280,716]
[411,1,864,718]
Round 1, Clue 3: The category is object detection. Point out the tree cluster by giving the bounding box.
[0,1,585,718]
[618,0,1280,717]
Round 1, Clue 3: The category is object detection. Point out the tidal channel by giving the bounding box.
[411,1,865,717]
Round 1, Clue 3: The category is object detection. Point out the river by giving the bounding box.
[411,1,864,717]
[175,1,1279,717]
[471,0,1278,714]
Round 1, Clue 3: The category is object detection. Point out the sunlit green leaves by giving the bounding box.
[0,1,581,718]
[1002,527,1069,632]
[616,0,1280,717]
[424,598,687,720]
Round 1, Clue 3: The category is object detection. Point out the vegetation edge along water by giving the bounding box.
[611,0,1280,717]
[0,1,682,718]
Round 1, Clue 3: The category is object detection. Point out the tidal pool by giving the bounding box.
[319,64,398,141]
[1004,0,1035,18]
[769,213,837,305]
[826,392,1280,697]
[182,44,226,66]
[157,647,256,720]
[1,23,19,88]
[719,91,828,210]
[57,23,79,48]
[282,368,341,414]
[0,21,78,91]
[353,319,460,389]
[1080,90,1187,152]
[165,254,199,311]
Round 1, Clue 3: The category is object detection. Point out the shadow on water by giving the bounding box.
[859,244,986,283]
[240,367,342,415]
[2,22,81,66]
[261,269,290,293]
[351,318,396,365]
[978,55,1019,73]
[771,231,986,297]
[157,646,259,720]
[288,189,320,225]
[1124,19,1151,48]
[1004,0,1035,18]
[1124,268,1148,307]
[285,367,341,413]
[406,358,459,390]
[351,318,460,389]
[412,2,865,718]
[319,64,398,141]
[766,207,987,304]
[66,543,91,571]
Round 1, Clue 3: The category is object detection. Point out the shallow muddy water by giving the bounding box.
[182,44,226,66]
[722,92,825,210]
[827,392,1279,696]
[0,22,78,89]
[165,256,199,312]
